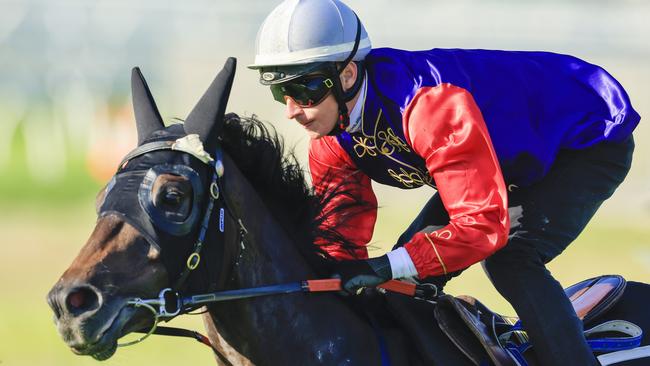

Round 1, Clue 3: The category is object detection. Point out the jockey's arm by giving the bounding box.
[309,137,378,260]
[401,84,510,279]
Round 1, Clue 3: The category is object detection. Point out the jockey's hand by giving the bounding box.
[332,255,393,294]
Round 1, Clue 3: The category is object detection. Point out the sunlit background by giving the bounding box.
[1,0,648,365]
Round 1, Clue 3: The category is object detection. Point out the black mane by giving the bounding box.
[220,114,368,274]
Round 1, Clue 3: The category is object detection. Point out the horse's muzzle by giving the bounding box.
[46,282,128,359]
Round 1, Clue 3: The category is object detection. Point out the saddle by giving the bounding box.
[432,274,642,366]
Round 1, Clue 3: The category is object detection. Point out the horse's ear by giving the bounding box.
[131,67,165,145]
[184,57,236,153]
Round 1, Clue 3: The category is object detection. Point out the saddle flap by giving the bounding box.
[566,275,627,325]
[432,275,630,366]
[435,295,519,366]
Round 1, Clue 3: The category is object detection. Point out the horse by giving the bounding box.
[47,58,650,365]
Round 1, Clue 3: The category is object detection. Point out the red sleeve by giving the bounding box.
[402,84,510,278]
[309,136,378,260]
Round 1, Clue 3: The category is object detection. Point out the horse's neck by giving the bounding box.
[204,155,380,365]
[221,158,314,285]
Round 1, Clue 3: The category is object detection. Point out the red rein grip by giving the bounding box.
[305,279,416,296]
[305,279,343,292]
[377,280,417,296]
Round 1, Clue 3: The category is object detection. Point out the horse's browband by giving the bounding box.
[119,140,175,169]
[119,134,215,171]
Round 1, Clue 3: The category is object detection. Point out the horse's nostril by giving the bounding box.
[68,291,85,308]
[66,287,100,315]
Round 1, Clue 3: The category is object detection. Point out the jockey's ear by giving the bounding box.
[339,62,357,93]
[131,67,164,145]
[184,57,237,154]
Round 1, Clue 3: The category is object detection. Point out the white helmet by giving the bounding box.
[248,0,371,70]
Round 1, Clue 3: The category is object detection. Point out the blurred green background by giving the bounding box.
[1,1,648,365]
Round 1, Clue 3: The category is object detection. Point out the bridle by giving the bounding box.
[99,135,229,318]
[95,133,246,364]
[103,132,429,364]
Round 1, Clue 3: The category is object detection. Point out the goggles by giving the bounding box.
[270,75,335,107]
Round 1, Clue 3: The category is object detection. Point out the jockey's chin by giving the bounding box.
[303,118,338,140]
[286,95,340,139]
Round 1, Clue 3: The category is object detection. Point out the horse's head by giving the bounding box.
[47,58,237,360]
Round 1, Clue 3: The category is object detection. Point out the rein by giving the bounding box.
[127,278,430,359]
[130,278,425,320]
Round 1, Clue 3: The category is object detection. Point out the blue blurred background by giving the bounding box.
[1,1,648,365]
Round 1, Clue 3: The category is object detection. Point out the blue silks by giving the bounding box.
[338,48,640,187]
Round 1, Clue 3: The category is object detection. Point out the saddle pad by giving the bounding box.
[565,275,627,325]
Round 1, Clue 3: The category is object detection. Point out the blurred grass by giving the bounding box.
[0,124,101,205]
[1,193,648,365]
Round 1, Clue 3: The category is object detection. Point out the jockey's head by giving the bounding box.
[249,0,370,139]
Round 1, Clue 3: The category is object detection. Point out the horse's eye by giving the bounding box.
[151,176,192,215]
[161,189,184,206]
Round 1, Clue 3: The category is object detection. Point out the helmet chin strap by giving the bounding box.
[326,66,351,136]
[327,14,363,137]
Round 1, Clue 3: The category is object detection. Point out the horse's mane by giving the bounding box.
[220,113,370,274]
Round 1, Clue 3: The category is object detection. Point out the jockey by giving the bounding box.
[249,0,640,365]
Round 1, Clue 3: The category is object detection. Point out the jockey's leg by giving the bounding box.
[485,136,634,366]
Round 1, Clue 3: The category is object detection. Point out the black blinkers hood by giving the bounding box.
[98,57,236,290]
[97,125,213,285]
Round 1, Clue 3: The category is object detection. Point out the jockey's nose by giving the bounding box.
[48,284,102,319]
[285,97,304,120]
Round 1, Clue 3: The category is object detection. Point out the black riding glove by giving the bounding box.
[332,255,393,294]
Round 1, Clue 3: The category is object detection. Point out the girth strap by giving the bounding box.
[584,320,643,352]
[502,319,643,365]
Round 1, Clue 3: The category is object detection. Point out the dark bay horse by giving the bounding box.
[46,58,409,365]
[47,58,650,365]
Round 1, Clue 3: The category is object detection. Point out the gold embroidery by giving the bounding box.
[431,230,453,240]
[353,105,433,189]
[459,216,477,225]
[352,128,410,158]
[353,108,411,159]
[424,233,448,275]
[387,168,433,188]
[377,128,411,155]
[352,136,378,158]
